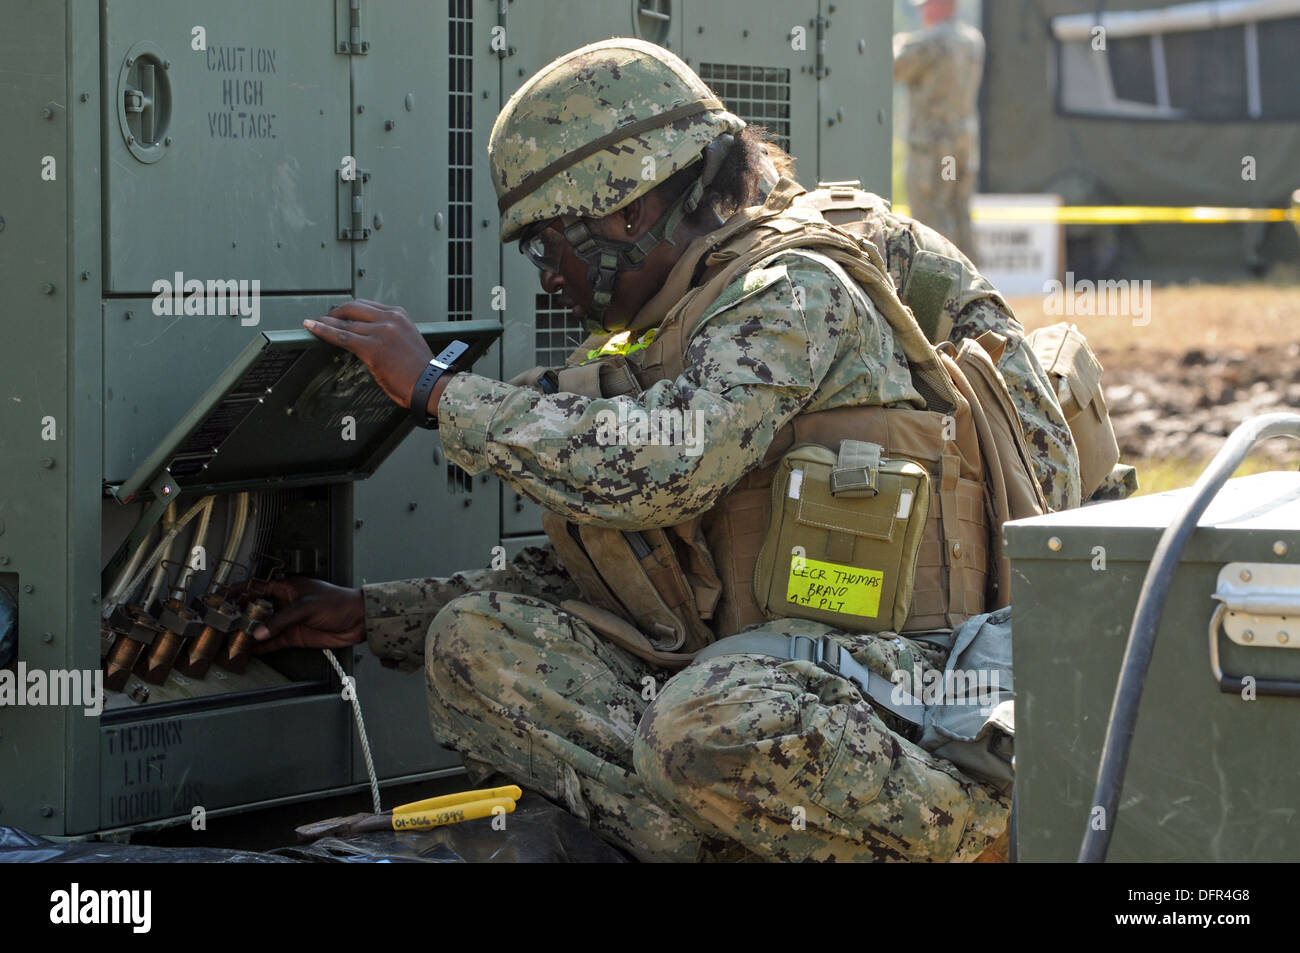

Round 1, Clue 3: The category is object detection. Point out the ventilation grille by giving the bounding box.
[446,463,474,495]
[534,292,586,367]
[697,63,791,150]
[447,0,473,320]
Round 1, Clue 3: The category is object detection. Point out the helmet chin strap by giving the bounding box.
[564,134,734,333]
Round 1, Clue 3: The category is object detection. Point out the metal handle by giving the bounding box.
[1208,602,1300,697]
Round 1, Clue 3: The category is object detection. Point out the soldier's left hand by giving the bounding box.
[305,299,434,408]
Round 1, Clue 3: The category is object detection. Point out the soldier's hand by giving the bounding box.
[304,299,434,408]
[239,577,367,653]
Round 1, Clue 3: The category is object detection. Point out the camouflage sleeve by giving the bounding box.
[893,30,928,84]
[878,213,1083,510]
[436,255,897,530]
[362,543,578,671]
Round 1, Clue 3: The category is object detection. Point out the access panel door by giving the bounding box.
[817,0,893,193]
[103,0,352,294]
[678,1,820,177]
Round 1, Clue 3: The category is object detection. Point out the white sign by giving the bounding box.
[971,194,1062,297]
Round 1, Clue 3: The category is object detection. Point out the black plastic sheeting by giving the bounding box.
[0,800,629,863]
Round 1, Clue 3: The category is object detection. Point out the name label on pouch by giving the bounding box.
[787,557,883,617]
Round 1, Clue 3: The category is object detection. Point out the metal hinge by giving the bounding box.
[814,14,828,79]
[338,168,371,241]
[335,0,368,54]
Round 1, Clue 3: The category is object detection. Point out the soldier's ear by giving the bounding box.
[609,197,646,238]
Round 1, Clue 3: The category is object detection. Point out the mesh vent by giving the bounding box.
[448,0,473,320]
[534,293,586,367]
[697,63,791,150]
[446,462,474,495]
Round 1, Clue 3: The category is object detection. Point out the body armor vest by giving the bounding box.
[537,179,1046,667]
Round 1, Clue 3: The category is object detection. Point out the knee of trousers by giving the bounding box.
[631,649,998,859]
[424,589,554,702]
[632,652,879,814]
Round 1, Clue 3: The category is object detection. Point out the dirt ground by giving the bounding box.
[1007,278,1300,494]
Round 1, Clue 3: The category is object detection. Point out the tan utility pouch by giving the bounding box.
[1027,323,1119,500]
[541,511,720,668]
[754,441,930,633]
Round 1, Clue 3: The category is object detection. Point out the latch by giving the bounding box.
[116,41,172,163]
[336,0,368,54]
[338,168,371,241]
[1208,562,1300,697]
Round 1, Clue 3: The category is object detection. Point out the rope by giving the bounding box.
[323,648,381,814]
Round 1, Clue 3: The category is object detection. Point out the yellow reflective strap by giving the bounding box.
[584,328,657,363]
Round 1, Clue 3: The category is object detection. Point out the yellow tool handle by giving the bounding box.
[390,796,516,831]
[392,784,522,816]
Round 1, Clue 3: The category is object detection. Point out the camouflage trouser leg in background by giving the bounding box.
[424,590,715,862]
[633,619,1011,862]
[905,133,978,260]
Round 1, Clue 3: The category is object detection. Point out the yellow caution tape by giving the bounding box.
[895,204,1300,225]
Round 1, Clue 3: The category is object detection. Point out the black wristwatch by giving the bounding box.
[409,339,471,430]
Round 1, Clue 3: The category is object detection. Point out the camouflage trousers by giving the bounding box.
[905,132,977,261]
[417,548,1010,862]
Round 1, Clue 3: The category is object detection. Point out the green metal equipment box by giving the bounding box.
[1007,471,1300,861]
[0,0,894,837]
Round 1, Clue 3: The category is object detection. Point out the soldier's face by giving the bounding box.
[526,197,687,333]
[528,221,598,324]
[533,220,650,333]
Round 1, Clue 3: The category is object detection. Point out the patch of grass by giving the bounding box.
[1128,455,1300,496]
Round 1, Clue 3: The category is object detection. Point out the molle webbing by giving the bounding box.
[541,181,1044,656]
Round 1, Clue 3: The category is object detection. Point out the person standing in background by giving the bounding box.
[894,0,984,260]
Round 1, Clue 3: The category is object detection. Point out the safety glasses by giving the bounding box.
[517,219,566,273]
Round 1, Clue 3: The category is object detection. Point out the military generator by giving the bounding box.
[0,0,892,837]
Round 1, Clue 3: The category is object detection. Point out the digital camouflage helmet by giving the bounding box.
[489,38,745,329]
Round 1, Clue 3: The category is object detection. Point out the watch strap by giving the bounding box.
[410,339,471,429]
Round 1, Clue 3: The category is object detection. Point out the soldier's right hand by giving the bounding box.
[241,577,367,652]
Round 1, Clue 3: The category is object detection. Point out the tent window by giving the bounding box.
[1108,36,1158,105]
[1054,9,1300,121]
[1258,17,1300,118]
[1164,25,1247,118]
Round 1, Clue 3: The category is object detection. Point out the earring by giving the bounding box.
[625,222,633,232]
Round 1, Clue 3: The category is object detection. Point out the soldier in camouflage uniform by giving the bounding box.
[255,39,1078,862]
[894,0,985,257]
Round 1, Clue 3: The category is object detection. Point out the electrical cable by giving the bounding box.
[142,503,180,609]
[174,498,213,596]
[106,528,157,605]
[211,492,250,587]
[105,496,214,617]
